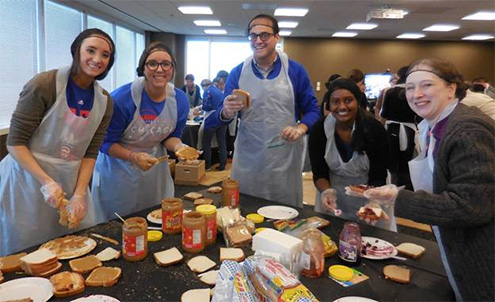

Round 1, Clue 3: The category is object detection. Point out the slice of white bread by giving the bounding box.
[69,255,102,274]
[383,265,411,284]
[0,252,27,273]
[206,186,222,194]
[396,242,426,259]
[187,256,216,273]
[194,198,213,206]
[96,247,121,262]
[20,249,59,276]
[50,271,85,298]
[184,192,203,201]
[85,267,122,287]
[219,248,245,262]
[37,261,63,277]
[199,270,218,286]
[20,249,56,265]
[181,288,210,302]
[154,247,184,266]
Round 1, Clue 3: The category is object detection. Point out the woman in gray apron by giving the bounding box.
[92,42,189,221]
[308,79,394,230]
[364,58,494,301]
[0,29,115,256]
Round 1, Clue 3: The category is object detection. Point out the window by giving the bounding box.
[115,26,136,87]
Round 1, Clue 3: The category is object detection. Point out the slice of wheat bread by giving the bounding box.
[206,186,222,194]
[219,248,245,262]
[96,247,121,262]
[154,247,184,266]
[199,270,218,286]
[0,270,4,284]
[181,288,210,302]
[37,261,63,277]
[396,242,426,259]
[383,265,411,284]
[69,255,102,274]
[50,271,85,298]
[85,267,121,287]
[187,256,216,273]
[194,198,213,206]
[0,252,28,273]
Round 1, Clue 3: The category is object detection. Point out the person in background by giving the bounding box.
[364,58,494,301]
[181,74,201,108]
[308,78,392,230]
[380,65,420,190]
[472,76,495,99]
[462,82,495,119]
[215,70,236,159]
[91,42,189,220]
[0,29,115,256]
[213,14,320,208]
[348,68,369,111]
[321,74,342,116]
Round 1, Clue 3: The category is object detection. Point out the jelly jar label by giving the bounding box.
[339,240,358,262]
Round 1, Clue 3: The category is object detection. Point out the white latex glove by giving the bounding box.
[281,125,306,142]
[320,188,342,216]
[363,184,399,206]
[69,194,86,221]
[129,152,158,171]
[40,181,65,208]
[221,94,243,120]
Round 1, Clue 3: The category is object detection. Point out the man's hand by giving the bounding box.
[281,125,307,142]
[221,94,243,120]
[129,152,159,171]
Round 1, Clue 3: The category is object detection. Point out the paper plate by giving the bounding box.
[71,295,120,302]
[147,209,162,224]
[257,205,299,220]
[0,277,53,302]
[40,235,96,260]
[361,236,398,260]
[333,297,377,302]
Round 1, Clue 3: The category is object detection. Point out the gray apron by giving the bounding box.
[92,79,176,221]
[231,51,304,207]
[0,66,105,256]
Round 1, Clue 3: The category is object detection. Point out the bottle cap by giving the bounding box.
[147,230,163,241]
[247,213,264,224]
[329,265,354,281]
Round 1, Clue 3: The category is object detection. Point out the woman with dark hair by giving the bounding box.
[365,58,494,301]
[348,68,369,110]
[92,41,189,220]
[0,28,115,256]
[308,78,392,230]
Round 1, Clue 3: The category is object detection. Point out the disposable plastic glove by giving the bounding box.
[69,194,86,222]
[281,126,306,142]
[129,152,158,171]
[40,181,64,208]
[221,94,243,120]
[320,188,342,216]
[363,184,399,206]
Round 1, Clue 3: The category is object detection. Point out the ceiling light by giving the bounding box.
[278,21,298,28]
[204,29,226,35]
[397,33,425,39]
[279,30,292,36]
[178,6,213,15]
[423,24,459,32]
[194,20,221,27]
[347,23,378,30]
[462,34,494,40]
[332,32,358,38]
[462,11,495,21]
[274,8,308,17]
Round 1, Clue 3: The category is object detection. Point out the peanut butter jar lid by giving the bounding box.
[147,230,163,241]
[196,204,217,215]
[247,213,264,224]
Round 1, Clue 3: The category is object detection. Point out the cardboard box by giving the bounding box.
[168,159,176,177]
[174,160,205,186]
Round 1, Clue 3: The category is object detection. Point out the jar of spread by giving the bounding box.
[300,228,325,278]
[122,217,148,261]
[338,222,361,266]
[222,179,240,208]
[161,197,183,234]
[196,205,217,246]
[182,212,206,253]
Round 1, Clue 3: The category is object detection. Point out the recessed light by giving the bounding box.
[279,30,292,36]
[396,33,425,39]
[347,23,378,30]
[194,20,221,27]
[278,21,299,28]
[462,34,494,40]
[204,29,226,35]
[462,11,495,21]
[332,32,358,37]
[178,6,213,15]
[274,8,308,17]
[423,24,459,32]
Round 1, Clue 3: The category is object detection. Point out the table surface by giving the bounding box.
[3,184,454,302]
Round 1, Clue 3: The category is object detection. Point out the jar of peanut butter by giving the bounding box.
[222,179,240,208]
[162,197,183,234]
[196,205,217,246]
[182,212,206,253]
[123,217,148,261]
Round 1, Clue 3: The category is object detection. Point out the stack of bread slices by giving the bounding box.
[20,249,61,277]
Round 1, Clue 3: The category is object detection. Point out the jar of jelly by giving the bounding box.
[123,217,148,261]
[161,197,183,234]
[338,222,362,266]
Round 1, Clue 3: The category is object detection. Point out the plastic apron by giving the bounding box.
[92,79,176,221]
[231,51,304,207]
[314,115,396,231]
[0,66,105,256]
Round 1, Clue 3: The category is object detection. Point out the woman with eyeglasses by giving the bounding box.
[0,29,115,256]
[91,42,189,220]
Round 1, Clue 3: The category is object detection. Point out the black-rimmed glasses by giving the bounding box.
[145,60,174,71]
[248,32,275,42]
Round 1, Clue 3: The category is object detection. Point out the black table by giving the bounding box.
[3,184,454,301]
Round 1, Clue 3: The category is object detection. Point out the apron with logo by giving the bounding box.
[0,66,105,255]
[231,51,304,207]
[92,79,176,221]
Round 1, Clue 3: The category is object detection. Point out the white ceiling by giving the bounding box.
[69,0,495,41]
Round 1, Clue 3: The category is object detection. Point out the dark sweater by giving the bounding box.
[380,86,420,123]
[397,104,494,301]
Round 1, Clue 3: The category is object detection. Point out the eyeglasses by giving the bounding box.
[145,60,174,71]
[248,32,275,42]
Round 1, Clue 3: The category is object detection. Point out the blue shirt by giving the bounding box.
[202,85,224,128]
[211,54,320,128]
[100,82,189,154]
[66,77,94,118]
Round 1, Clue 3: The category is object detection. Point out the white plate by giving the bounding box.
[334,296,377,302]
[71,295,120,302]
[147,209,162,224]
[257,205,299,220]
[0,277,53,302]
[361,236,398,260]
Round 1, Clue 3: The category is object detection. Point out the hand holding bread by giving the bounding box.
[40,181,65,208]
[363,184,399,205]
[69,194,86,222]
[221,90,248,119]
[129,151,159,171]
